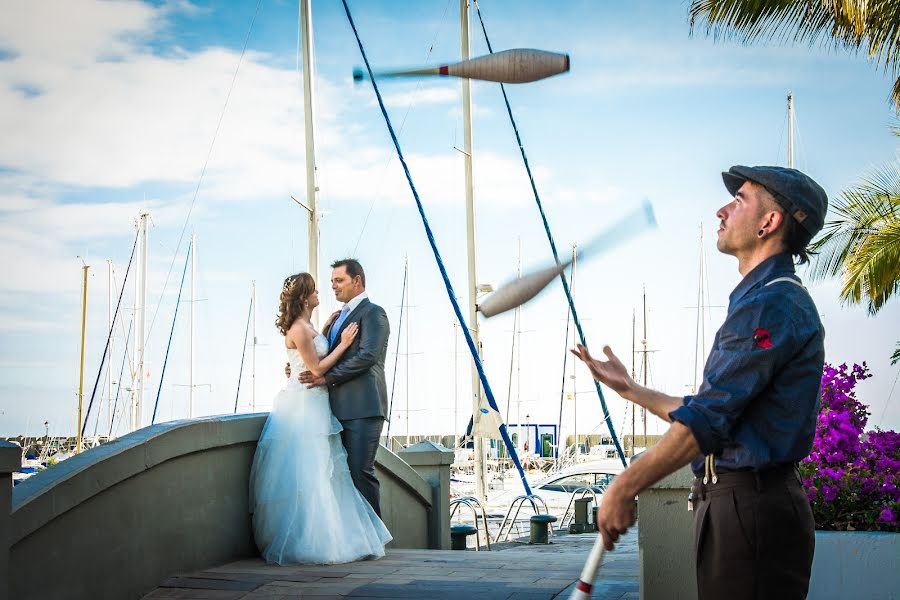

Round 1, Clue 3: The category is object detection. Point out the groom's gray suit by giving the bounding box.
[323,297,390,517]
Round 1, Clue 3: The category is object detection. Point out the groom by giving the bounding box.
[299,258,390,517]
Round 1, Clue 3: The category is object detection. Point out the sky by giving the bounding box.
[1,0,898,445]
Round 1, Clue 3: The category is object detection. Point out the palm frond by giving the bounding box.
[688,0,900,109]
[808,162,900,283]
[893,77,900,111]
[841,217,900,313]
[810,160,900,313]
[891,341,900,365]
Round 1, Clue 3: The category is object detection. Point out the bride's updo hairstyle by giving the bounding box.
[276,272,316,335]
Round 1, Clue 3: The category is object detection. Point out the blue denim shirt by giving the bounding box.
[669,253,825,475]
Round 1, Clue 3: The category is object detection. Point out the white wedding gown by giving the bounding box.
[249,334,392,564]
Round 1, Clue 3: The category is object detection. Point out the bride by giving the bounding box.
[249,272,392,564]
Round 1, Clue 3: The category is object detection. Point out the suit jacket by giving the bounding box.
[322,297,390,421]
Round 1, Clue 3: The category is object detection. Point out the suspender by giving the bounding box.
[765,276,805,289]
[692,273,807,507]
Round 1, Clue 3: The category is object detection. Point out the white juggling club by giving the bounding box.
[568,533,606,599]
[353,48,569,85]
[477,200,656,318]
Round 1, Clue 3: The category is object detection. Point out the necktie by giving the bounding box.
[330,306,351,345]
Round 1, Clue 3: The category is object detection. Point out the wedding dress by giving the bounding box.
[249,334,392,564]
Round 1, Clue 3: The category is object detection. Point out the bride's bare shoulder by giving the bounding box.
[286,320,315,348]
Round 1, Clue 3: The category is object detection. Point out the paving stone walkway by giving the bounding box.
[144,528,638,600]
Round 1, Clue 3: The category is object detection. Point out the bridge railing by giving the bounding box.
[2,415,451,600]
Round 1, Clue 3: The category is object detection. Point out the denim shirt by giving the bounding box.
[669,253,825,475]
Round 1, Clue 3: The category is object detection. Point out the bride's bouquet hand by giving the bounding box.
[339,322,359,347]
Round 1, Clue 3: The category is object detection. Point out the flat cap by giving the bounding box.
[722,165,828,239]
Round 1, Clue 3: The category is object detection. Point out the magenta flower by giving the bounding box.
[799,363,899,532]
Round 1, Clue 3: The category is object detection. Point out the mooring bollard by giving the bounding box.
[450,524,478,550]
[529,514,557,544]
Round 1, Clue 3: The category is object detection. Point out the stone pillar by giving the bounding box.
[399,440,454,550]
[638,464,697,600]
[0,440,21,600]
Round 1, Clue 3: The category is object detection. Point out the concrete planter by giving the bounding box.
[808,530,899,600]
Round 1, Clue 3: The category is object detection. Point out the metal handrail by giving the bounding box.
[495,493,551,542]
[450,496,491,550]
[558,486,599,530]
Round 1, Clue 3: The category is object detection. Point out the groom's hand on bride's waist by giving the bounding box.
[299,370,326,388]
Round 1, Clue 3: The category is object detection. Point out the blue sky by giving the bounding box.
[1,0,898,443]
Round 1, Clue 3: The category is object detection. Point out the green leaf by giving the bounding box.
[688,0,900,109]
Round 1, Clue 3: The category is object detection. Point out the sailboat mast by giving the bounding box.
[460,0,487,500]
[631,309,636,455]
[641,287,648,444]
[251,280,257,412]
[133,211,149,432]
[787,93,794,169]
[515,239,522,449]
[107,259,113,435]
[405,257,411,444]
[571,244,577,457]
[693,224,703,392]
[189,233,196,418]
[453,321,459,448]
[299,0,320,327]
[76,263,89,453]
[507,238,521,432]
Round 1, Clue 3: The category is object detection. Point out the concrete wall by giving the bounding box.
[3,414,446,600]
[637,465,697,600]
[637,465,900,600]
[1,440,18,600]
[808,531,900,599]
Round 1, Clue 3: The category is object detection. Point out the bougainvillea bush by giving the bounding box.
[799,363,900,532]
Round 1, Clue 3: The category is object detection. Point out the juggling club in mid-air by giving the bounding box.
[477,200,657,319]
[353,48,569,85]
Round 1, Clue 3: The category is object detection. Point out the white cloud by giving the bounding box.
[0,0,157,66]
[380,85,458,109]
[317,149,552,208]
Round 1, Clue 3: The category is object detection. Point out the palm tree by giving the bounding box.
[688,0,900,108]
[807,160,900,363]
[807,161,900,310]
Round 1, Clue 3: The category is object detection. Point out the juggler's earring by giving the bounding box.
[758,229,765,238]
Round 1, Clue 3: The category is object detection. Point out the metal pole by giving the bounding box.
[76,264,89,453]
[515,239,522,443]
[787,93,794,169]
[134,212,148,432]
[631,308,636,456]
[300,0,320,328]
[190,233,196,418]
[251,280,257,412]
[453,322,458,448]
[642,286,648,446]
[571,245,577,457]
[460,0,486,500]
[406,258,410,444]
[107,259,113,435]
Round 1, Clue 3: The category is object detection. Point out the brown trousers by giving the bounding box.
[692,464,815,600]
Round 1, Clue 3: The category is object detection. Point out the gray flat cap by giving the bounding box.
[722,165,828,239]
